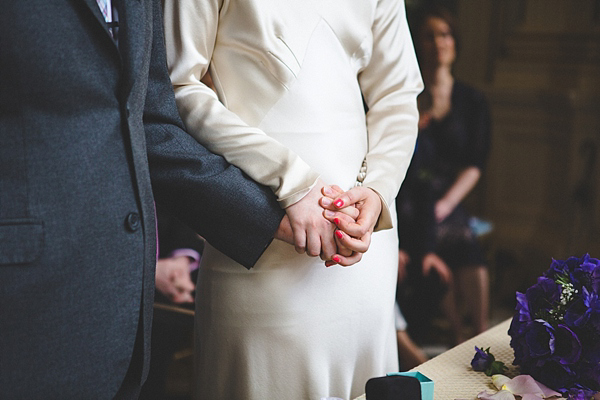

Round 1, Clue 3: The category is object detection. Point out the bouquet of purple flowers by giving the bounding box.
[508,254,600,399]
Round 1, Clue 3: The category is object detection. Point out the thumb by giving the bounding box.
[322,184,344,198]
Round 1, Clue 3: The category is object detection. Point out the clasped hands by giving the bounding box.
[275,179,382,267]
[155,180,382,305]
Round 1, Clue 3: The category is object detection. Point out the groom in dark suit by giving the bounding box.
[0,0,287,398]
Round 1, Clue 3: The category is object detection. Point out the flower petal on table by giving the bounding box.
[503,375,562,398]
[505,375,545,396]
[534,381,562,398]
[492,374,511,390]
[521,394,545,400]
[477,389,516,400]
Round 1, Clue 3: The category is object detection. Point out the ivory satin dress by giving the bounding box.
[163,1,423,398]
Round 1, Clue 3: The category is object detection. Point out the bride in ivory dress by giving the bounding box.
[162,0,423,398]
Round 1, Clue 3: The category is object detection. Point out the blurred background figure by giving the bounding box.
[140,205,204,400]
[396,4,492,347]
[402,0,600,315]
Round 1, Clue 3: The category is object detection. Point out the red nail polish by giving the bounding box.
[332,255,341,263]
[335,230,343,239]
[334,217,340,225]
[334,199,344,208]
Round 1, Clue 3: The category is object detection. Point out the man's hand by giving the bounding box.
[319,185,382,266]
[284,179,337,259]
[274,214,293,244]
[422,252,453,285]
[155,255,196,303]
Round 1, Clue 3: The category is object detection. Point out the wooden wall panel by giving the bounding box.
[450,0,600,296]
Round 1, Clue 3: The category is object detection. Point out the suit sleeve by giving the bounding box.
[358,0,423,230]
[143,0,285,269]
[156,204,205,258]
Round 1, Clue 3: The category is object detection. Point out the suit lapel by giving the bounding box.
[116,0,146,95]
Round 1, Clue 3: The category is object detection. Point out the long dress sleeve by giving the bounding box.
[359,0,424,229]
[162,0,319,208]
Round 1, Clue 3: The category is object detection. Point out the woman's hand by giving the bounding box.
[318,185,357,262]
[320,185,383,266]
[434,198,455,223]
[435,166,482,222]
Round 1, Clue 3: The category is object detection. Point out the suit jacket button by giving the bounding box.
[125,212,141,232]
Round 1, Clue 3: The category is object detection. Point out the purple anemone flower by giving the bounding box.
[525,277,561,315]
[565,287,600,330]
[592,264,600,294]
[553,324,582,365]
[511,255,600,396]
[471,346,493,371]
[525,320,554,358]
[564,385,597,400]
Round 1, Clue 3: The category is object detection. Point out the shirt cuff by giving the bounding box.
[279,175,320,209]
[169,248,201,272]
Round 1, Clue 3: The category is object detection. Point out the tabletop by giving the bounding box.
[354,318,519,400]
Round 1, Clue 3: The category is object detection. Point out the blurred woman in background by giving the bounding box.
[396,5,492,344]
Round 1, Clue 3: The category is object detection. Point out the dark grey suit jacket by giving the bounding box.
[0,0,284,398]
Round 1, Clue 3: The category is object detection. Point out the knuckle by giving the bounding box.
[357,226,369,237]
[308,248,320,257]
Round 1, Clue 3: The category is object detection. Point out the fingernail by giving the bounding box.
[321,197,332,206]
[323,186,333,195]
[333,217,340,225]
[324,210,335,217]
[332,255,341,263]
[335,230,343,239]
[334,199,344,208]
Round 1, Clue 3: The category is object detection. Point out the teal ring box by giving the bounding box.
[387,372,434,400]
